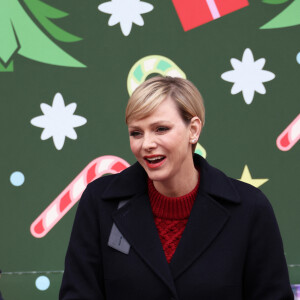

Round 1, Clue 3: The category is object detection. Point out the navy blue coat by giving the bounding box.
[60,154,293,300]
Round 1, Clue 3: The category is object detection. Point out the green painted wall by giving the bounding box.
[0,0,299,298]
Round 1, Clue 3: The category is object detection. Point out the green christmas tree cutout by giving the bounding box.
[0,0,86,72]
[261,0,300,29]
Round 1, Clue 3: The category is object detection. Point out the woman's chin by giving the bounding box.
[145,171,168,183]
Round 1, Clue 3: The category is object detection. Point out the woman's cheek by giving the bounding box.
[130,140,141,157]
[129,140,136,155]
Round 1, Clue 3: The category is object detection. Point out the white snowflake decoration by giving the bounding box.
[98,0,153,36]
[221,48,275,104]
[31,93,87,150]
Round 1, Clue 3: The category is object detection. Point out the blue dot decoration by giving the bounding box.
[10,171,25,186]
[35,276,50,291]
[297,52,300,64]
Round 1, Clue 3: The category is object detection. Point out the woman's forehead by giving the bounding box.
[128,100,182,128]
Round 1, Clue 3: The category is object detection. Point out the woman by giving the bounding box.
[60,76,293,299]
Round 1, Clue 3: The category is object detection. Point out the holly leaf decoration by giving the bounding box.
[261,0,300,29]
[24,0,82,42]
[262,0,290,4]
[0,0,85,70]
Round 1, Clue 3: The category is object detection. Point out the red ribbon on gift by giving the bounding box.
[172,0,249,31]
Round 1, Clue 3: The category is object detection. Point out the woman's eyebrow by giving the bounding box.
[128,125,141,130]
[128,120,173,130]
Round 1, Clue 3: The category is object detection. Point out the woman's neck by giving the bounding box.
[153,166,199,197]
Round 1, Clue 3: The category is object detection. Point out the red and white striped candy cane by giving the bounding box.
[30,155,130,238]
[277,114,300,151]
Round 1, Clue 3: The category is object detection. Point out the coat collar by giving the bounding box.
[102,154,240,204]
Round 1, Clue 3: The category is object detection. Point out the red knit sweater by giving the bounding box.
[148,175,200,263]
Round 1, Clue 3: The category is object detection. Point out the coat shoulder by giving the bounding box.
[82,162,144,203]
[228,176,272,210]
[87,172,119,194]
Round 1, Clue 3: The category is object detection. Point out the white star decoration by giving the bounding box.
[221,48,275,104]
[31,93,87,150]
[98,0,153,36]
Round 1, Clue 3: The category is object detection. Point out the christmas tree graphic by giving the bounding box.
[0,0,86,72]
[261,0,300,29]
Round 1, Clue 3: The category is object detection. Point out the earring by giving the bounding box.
[192,139,197,143]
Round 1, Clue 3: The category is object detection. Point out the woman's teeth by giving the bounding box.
[146,156,165,163]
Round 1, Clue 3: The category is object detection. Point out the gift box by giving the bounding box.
[172,0,249,31]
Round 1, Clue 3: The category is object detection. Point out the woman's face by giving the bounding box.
[128,97,197,186]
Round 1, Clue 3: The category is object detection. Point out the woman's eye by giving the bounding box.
[156,127,169,133]
[130,131,142,137]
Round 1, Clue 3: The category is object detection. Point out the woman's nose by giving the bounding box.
[142,133,157,151]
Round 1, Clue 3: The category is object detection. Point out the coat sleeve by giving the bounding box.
[242,190,293,300]
[59,185,105,300]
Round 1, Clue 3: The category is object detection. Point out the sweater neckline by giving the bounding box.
[147,172,200,220]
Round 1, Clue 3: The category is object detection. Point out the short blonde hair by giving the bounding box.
[125,76,205,152]
[126,76,205,124]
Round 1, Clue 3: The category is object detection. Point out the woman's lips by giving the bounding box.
[144,155,166,169]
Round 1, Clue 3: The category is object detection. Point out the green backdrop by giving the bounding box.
[1,0,300,298]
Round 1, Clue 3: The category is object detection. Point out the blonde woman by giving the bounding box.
[60,76,293,300]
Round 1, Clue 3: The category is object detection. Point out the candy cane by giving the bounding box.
[127,55,186,96]
[277,114,300,151]
[30,155,130,238]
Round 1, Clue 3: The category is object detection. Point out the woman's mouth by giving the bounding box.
[144,155,166,168]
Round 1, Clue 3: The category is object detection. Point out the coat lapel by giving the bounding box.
[169,190,230,279]
[112,193,178,297]
[169,155,240,278]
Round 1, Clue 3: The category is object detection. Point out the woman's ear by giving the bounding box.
[189,116,202,142]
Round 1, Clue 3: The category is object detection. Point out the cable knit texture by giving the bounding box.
[148,173,200,263]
